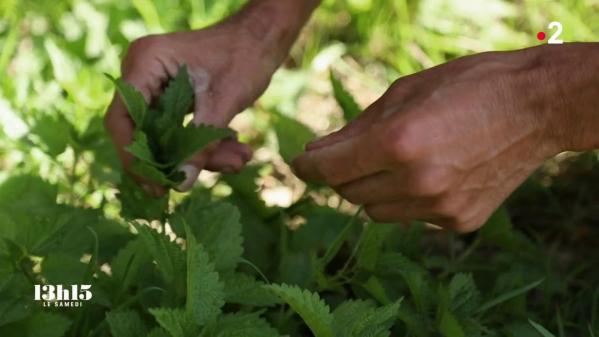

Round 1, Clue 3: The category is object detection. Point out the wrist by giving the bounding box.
[514,43,599,155]
[228,0,320,63]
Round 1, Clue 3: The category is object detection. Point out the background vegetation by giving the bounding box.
[0,0,598,336]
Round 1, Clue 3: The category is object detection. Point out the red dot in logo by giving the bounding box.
[536,31,546,40]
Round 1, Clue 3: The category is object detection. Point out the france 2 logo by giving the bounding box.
[34,284,92,308]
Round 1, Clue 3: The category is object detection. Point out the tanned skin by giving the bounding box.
[106,1,599,232]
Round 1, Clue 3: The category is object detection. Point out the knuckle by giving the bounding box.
[380,123,419,164]
[410,169,453,196]
[128,35,162,54]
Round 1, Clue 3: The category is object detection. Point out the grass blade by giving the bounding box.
[476,278,544,314]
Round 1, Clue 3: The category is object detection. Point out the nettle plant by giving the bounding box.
[0,67,574,337]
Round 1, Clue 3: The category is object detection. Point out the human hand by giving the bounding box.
[293,47,577,232]
[105,22,278,194]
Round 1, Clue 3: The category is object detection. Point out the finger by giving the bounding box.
[205,139,252,172]
[335,170,406,205]
[174,139,252,191]
[197,74,256,127]
[173,70,216,192]
[364,199,444,225]
[292,125,390,186]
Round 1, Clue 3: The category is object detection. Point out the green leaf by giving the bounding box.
[273,112,316,163]
[185,224,225,325]
[0,296,32,326]
[333,299,401,337]
[352,300,401,337]
[356,223,393,271]
[129,160,174,186]
[476,278,544,314]
[223,273,280,307]
[106,310,147,337]
[333,300,376,337]
[41,253,87,285]
[136,224,186,292]
[163,124,234,168]
[149,308,196,337]
[439,310,465,337]
[173,197,243,271]
[377,253,431,311]
[147,328,171,337]
[0,175,57,213]
[125,131,160,167]
[206,312,281,337]
[330,70,362,122]
[529,320,557,337]
[317,209,359,270]
[110,238,151,292]
[158,65,194,127]
[7,312,71,337]
[117,174,169,221]
[110,75,148,127]
[29,114,73,156]
[448,273,480,317]
[266,283,334,337]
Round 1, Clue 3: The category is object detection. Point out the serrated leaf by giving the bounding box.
[110,238,151,293]
[129,160,175,186]
[223,273,280,307]
[125,131,159,166]
[273,112,316,163]
[377,253,431,311]
[117,174,168,221]
[106,310,147,337]
[332,300,377,336]
[158,65,194,126]
[149,308,196,337]
[185,224,225,325]
[173,196,243,271]
[349,300,401,337]
[356,223,393,271]
[207,312,280,337]
[110,75,148,127]
[449,273,480,317]
[330,70,362,122]
[163,124,234,168]
[266,284,334,337]
[136,224,186,294]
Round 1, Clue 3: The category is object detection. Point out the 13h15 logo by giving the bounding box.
[34,284,92,308]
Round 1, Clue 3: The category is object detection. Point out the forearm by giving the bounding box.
[228,0,321,64]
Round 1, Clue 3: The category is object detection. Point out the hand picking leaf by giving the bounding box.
[110,66,234,188]
[109,66,233,220]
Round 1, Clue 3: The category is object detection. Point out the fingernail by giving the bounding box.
[175,164,199,192]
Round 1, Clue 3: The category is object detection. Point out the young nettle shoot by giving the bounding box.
[110,66,233,220]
